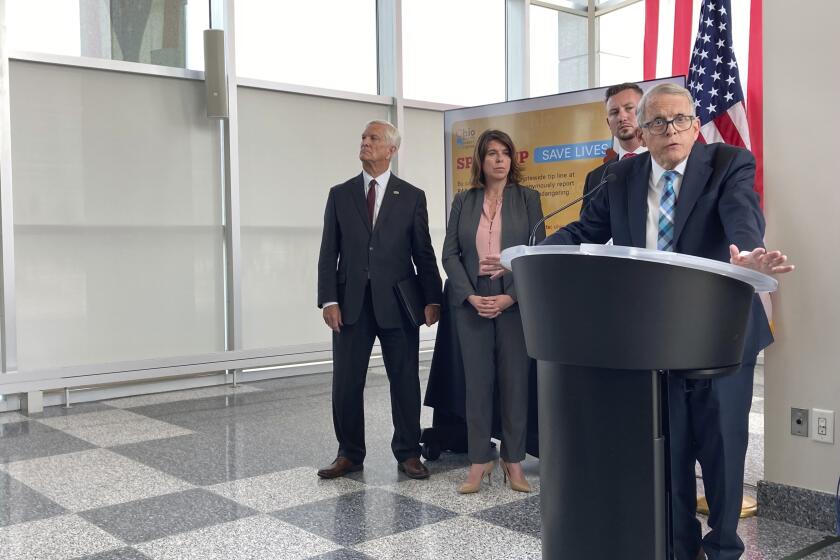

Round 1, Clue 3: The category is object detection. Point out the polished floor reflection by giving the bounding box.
[0,363,837,559]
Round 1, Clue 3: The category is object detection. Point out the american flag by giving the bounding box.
[685,0,773,328]
[643,0,763,204]
[687,0,751,150]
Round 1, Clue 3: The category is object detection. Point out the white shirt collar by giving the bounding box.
[650,156,688,186]
[615,144,647,160]
[362,168,391,191]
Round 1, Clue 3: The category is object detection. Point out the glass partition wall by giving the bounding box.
[0,0,645,404]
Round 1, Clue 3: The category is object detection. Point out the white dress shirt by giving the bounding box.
[645,157,688,250]
[362,168,391,225]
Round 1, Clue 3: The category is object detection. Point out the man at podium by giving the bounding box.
[485,83,793,560]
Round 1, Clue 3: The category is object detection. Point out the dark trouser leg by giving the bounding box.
[454,294,496,465]
[697,362,755,560]
[331,289,377,465]
[668,376,704,560]
[495,306,530,463]
[378,319,422,462]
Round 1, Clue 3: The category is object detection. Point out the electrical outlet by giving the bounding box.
[791,408,809,437]
[811,409,834,444]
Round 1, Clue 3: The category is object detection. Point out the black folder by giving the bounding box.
[395,276,426,327]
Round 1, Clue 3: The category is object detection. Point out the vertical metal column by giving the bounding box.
[377,0,404,174]
[587,0,598,88]
[506,0,530,101]
[0,0,19,376]
[212,0,242,386]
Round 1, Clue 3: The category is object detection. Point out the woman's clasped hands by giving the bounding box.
[467,294,514,319]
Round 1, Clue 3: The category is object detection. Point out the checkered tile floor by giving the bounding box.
[0,364,834,559]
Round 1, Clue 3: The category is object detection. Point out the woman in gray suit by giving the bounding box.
[442,129,545,494]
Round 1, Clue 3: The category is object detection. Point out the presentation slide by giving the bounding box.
[444,77,685,235]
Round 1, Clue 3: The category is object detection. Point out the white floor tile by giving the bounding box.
[382,465,537,515]
[1,449,193,511]
[0,514,124,560]
[208,466,367,512]
[36,409,192,447]
[355,516,541,560]
[136,515,341,560]
[0,412,29,425]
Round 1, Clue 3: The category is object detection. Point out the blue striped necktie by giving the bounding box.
[657,170,678,251]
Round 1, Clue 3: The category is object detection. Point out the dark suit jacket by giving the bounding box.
[581,155,618,214]
[543,142,773,357]
[317,173,442,329]
[442,184,545,306]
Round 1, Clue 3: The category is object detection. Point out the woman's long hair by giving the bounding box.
[469,129,522,188]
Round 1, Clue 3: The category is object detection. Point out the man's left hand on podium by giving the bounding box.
[729,244,795,276]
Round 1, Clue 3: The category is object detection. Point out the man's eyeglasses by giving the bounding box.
[642,115,696,135]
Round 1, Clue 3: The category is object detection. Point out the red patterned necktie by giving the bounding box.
[367,179,377,226]
[621,152,638,160]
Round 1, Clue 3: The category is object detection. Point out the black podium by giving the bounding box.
[500,244,776,560]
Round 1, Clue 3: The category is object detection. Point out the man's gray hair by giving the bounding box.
[636,83,696,125]
[364,120,402,150]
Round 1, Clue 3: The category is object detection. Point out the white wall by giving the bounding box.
[763,0,840,493]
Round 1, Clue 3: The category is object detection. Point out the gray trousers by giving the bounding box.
[454,276,530,464]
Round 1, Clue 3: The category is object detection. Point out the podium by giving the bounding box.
[500,244,776,560]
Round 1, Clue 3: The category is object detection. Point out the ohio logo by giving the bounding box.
[455,127,477,146]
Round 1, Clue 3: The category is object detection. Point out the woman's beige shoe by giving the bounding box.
[500,458,531,493]
[457,461,496,494]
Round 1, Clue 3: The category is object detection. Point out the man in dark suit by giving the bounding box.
[317,120,443,480]
[532,83,793,559]
[582,82,646,212]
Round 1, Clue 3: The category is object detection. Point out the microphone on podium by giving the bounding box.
[528,172,617,246]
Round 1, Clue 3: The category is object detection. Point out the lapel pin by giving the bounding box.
[393,191,399,194]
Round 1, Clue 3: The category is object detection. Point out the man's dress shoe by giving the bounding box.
[317,457,363,479]
[398,457,430,480]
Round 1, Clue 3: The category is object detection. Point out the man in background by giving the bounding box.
[582,82,647,212]
[317,120,443,481]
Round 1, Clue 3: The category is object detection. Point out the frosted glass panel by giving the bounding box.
[401,108,446,259]
[15,228,224,369]
[10,61,224,370]
[237,88,390,349]
[401,109,447,342]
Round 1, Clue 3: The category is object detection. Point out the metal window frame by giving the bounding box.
[376,0,405,174]
[0,0,18,375]
[506,0,531,101]
[218,0,242,366]
[530,0,644,89]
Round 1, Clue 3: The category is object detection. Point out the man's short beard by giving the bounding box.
[616,129,638,141]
